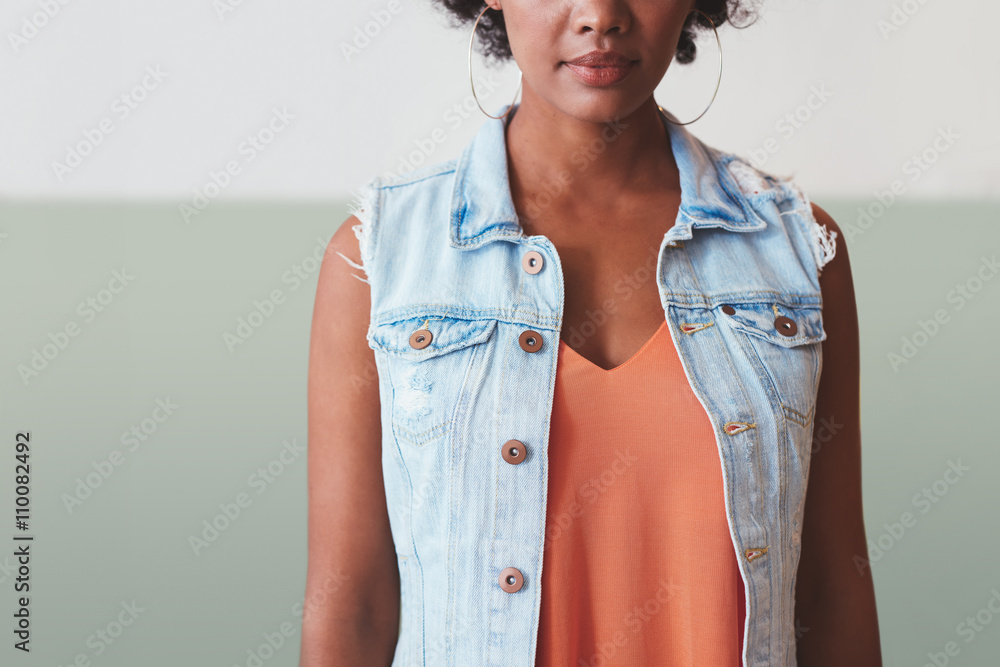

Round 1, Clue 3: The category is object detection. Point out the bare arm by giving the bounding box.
[795,203,882,665]
[299,216,399,666]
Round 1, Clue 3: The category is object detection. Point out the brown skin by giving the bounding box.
[795,206,883,665]
[299,221,399,666]
[302,0,881,663]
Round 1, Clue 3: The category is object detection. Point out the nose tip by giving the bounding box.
[571,2,630,36]
[579,23,624,38]
[581,23,622,35]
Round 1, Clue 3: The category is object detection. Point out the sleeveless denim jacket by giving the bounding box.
[341,101,838,667]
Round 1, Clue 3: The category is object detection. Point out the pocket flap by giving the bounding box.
[370,315,498,360]
[721,302,826,347]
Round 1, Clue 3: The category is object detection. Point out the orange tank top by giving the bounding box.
[536,320,746,666]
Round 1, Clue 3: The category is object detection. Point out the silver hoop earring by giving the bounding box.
[469,5,522,120]
[662,9,723,126]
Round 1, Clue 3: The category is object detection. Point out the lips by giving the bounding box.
[564,50,633,68]
[563,50,636,86]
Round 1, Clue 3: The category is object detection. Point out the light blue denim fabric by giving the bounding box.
[342,101,838,667]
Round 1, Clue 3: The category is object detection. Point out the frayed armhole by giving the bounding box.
[341,177,381,285]
[730,155,838,278]
[334,250,369,285]
[779,180,838,277]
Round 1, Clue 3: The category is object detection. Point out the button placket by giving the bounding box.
[500,248,548,595]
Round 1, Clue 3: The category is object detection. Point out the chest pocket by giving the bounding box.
[719,301,826,426]
[370,315,498,446]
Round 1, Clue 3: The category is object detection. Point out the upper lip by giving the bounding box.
[564,50,634,67]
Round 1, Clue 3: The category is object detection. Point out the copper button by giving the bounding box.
[519,330,543,352]
[774,315,798,337]
[722,305,736,316]
[409,329,432,349]
[502,439,527,464]
[522,250,544,274]
[499,567,524,593]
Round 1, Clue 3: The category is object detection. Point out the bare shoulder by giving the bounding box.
[301,215,399,657]
[809,202,843,246]
[310,211,378,446]
[810,202,856,323]
[326,214,367,284]
[808,201,859,398]
[313,214,372,355]
[312,213,376,394]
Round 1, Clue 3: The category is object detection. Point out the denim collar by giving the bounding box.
[448,101,769,250]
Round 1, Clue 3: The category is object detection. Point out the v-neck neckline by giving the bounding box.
[558,320,669,373]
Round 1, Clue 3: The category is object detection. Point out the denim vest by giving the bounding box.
[343,101,837,667]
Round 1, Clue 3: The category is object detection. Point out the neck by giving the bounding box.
[503,89,681,226]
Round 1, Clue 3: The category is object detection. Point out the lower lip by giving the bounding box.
[563,61,635,86]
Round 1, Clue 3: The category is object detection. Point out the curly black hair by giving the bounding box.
[432,1,759,66]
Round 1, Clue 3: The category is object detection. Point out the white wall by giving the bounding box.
[0,0,995,199]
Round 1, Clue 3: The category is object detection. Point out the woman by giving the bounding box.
[301,1,882,665]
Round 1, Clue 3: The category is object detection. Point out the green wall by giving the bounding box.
[1,199,997,666]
